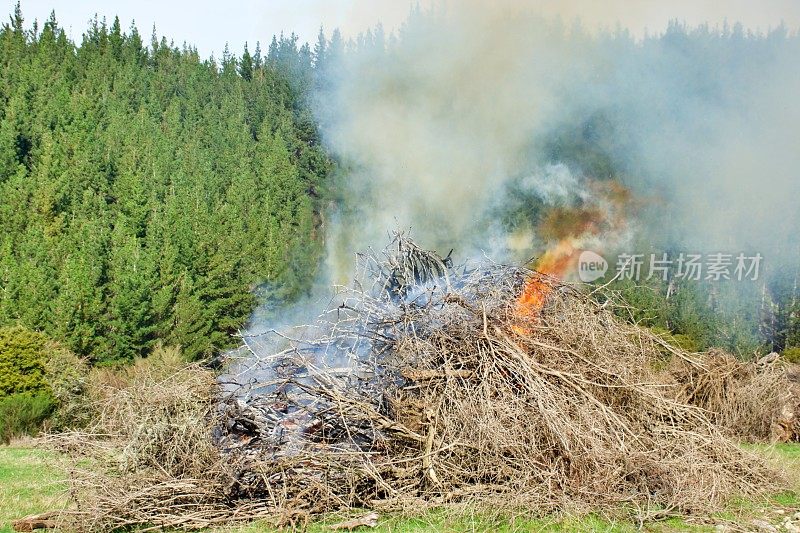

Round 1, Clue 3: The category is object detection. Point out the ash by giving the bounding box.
[217,233,524,458]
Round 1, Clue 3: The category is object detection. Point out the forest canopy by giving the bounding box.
[0,3,798,365]
[0,5,330,362]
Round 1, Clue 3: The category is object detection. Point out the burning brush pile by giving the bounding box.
[50,235,783,531]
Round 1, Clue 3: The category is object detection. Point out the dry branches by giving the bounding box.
[216,235,781,517]
[50,234,786,531]
[670,349,793,441]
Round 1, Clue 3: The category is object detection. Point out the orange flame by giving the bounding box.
[511,179,632,334]
[516,239,579,320]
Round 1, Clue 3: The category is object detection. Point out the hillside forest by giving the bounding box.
[0,4,798,374]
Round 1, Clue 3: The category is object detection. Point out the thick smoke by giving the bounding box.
[236,1,800,391]
[317,2,800,283]
[320,4,596,278]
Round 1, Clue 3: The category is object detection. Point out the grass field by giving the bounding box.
[0,444,66,533]
[1,442,799,532]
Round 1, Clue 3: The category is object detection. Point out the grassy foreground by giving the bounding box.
[0,445,66,533]
[1,443,799,532]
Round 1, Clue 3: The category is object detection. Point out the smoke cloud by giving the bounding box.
[317,1,800,282]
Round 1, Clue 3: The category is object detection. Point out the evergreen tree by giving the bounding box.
[239,42,253,81]
[0,7,328,362]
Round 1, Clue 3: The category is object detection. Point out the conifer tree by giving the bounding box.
[0,7,328,362]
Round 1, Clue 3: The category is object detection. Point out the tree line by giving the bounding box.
[0,5,331,362]
[1,3,798,365]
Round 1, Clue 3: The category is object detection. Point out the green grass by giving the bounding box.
[757,442,800,462]
[745,442,800,489]
[0,444,66,533]
[1,443,799,532]
[215,512,643,532]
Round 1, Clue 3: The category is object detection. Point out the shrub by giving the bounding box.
[45,343,91,429]
[86,344,186,406]
[0,325,90,431]
[0,391,56,444]
[782,346,800,364]
[650,326,701,353]
[132,343,186,378]
[669,333,701,353]
[0,325,50,395]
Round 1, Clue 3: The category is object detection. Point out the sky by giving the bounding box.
[8,0,800,59]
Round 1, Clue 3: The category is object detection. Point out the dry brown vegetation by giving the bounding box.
[670,349,793,441]
[48,349,235,531]
[44,238,790,531]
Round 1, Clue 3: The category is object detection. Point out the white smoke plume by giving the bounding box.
[316,1,800,283]
[236,0,800,392]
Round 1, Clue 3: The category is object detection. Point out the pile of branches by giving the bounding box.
[217,235,779,516]
[49,235,783,531]
[670,349,794,441]
[45,350,261,531]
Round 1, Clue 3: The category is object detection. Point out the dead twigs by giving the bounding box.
[51,234,783,531]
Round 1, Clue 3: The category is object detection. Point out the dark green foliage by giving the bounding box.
[0,8,330,362]
[1,7,795,365]
[603,271,773,357]
[0,391,56,443]
[543,113,619,180]
[666,280,720,351]
[607,277,711,349]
